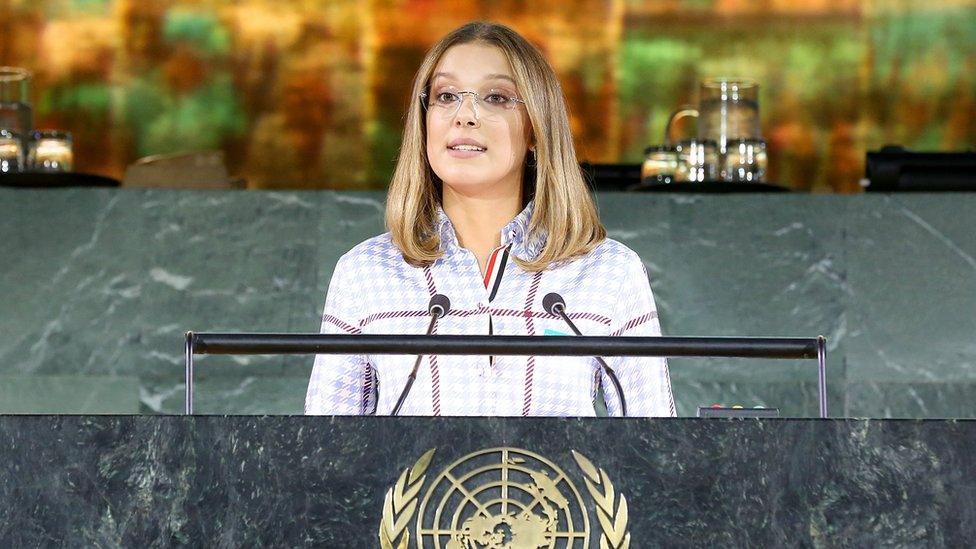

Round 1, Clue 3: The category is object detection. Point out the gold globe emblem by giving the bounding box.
[379,448,630,549]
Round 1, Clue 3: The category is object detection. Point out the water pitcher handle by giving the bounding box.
[665,105,698,145]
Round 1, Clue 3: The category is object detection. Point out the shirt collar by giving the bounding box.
[436,200,547,261]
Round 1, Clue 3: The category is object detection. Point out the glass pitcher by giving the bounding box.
[0,67,33,151]
[666,78,763,181]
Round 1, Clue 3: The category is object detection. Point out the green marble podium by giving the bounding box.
[1,416,974,546]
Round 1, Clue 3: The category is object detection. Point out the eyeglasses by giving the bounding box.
[420,86,526,119]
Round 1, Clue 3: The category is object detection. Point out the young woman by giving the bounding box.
[305,22,675,417]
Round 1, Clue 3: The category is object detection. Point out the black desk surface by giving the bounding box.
[0,172,121,187]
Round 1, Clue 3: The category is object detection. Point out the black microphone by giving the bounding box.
[543,292,628,417]
[428,294,450,319]
[391,293,451,416]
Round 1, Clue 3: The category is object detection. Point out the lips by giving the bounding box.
[447,138,487,152]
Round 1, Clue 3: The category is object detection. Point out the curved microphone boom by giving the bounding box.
[391,294,451,416]
[543,292,628,417]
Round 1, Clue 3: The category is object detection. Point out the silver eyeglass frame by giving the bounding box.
[419,88,526,118]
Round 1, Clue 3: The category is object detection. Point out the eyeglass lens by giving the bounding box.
[424,87,520,117]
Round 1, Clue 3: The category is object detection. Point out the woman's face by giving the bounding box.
[425,43,532,199]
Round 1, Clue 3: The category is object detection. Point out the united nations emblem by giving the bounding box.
[379,447,630,549]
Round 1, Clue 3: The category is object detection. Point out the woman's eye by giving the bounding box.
[484,93,509,104]
[435,92,459,104]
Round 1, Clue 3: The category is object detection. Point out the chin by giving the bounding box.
[435,164,494,188]
[440,174,497,193]
[432,154,521,195]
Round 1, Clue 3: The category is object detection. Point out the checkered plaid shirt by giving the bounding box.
[305,201,675,417]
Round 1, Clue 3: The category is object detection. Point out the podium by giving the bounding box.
[1,415,974,546]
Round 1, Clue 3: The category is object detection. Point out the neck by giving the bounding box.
[442,186,523,274]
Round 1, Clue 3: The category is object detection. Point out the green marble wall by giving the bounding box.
[1,189,974,417]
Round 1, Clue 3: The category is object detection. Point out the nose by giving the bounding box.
[453,94,480,128]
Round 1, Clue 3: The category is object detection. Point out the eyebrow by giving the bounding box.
[432,72,516,84]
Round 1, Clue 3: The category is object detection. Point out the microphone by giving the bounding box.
[542,292,628,417]
[428,294,450,319]
[391,293,451,416]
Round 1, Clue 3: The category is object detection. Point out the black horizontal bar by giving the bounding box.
[189,333,819,359]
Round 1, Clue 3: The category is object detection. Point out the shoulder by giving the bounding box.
[591,238,644,263]
[538,237,650,297]
[331,233,412,283]
[573,237,647,276]
[336,233,401,267]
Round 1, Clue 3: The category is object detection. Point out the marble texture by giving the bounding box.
[0,416,974,546]
[1,189,975,417]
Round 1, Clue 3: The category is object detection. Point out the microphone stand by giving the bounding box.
[546,294,628,417]
[391,296,449,416]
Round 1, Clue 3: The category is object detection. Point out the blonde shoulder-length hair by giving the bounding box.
[385,21,606,272]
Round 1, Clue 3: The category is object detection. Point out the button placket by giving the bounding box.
[481,243,512,380]
[456,248,495,379]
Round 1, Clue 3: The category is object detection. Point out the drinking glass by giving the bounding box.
[640,145,678,185]
[0,129,24,173]
[674,139,718,182]
[723,138,767,182]
[29,130,73,172]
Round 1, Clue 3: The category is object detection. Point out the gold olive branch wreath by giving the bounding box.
[379,448,436,549]
[572,450,631,549]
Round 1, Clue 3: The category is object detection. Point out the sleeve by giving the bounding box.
[304,258,375,415]
[602,254,676,417]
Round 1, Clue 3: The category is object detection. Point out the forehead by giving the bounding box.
[431,43,516,85]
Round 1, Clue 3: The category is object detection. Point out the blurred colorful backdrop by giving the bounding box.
[2,0,974,191]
